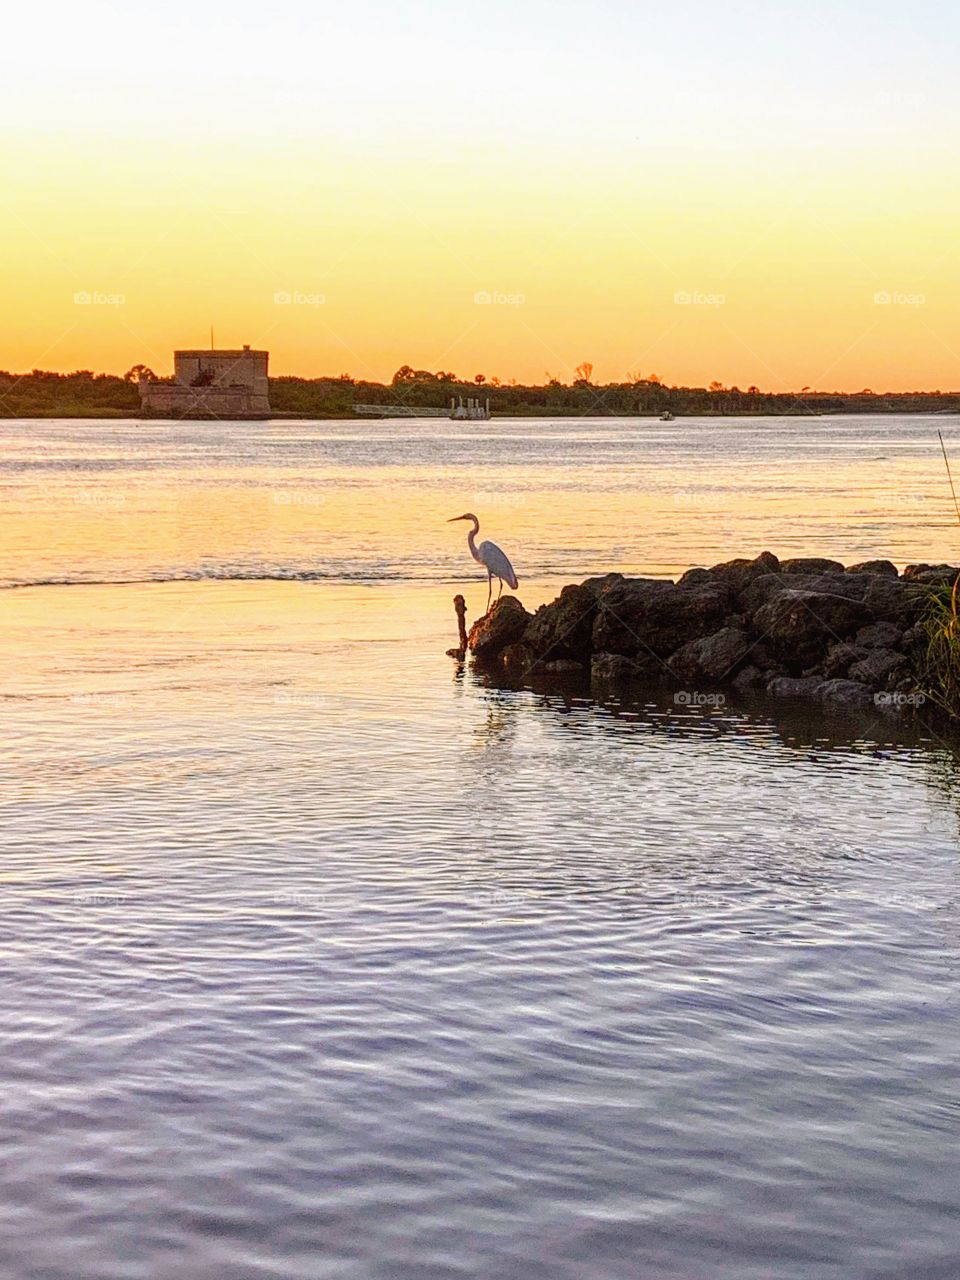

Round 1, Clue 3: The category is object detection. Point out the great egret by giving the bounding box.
[447,512,519,609]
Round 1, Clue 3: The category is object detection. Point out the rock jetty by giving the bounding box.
[466,553,954,713]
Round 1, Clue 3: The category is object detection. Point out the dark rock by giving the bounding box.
[809,573,872,600]
[468,597,532,657]
[750,640,784,673]
[738,573,790,614]
[591,579,731,661]
[678,567,713,586]
[740,570,868,615]
[848,647,909,690]
[754,590,870,667]
[767,676,823,698]
[669,627,751,681]
[680,551,781,596]
[822,642,869,679]
[847,560,899,578]
[901,625,926,654]
[591,652,642,681]
[903,564,960,585]
[523,583,598,663]
[732,664,767,690]
[856,620,904,649]
[862,575,924,623]
[541,658,585,674]
[781,557,845,575]
[499,642,535,674]
[582,572,627,596]
[815,678,875,708]
[752,550,782,574]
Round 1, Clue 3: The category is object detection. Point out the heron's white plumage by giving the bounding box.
[448,511,520,606]
[477,539,518,590]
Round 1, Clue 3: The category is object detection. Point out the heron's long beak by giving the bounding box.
[447,516,466,522]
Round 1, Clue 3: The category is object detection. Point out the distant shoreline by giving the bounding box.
[3,367,960,420]
[2,409,959,421]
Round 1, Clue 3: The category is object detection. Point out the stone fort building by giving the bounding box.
[139,346,270,419]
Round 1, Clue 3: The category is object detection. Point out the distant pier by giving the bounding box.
[449,396,490,420]
[352,397,492,420]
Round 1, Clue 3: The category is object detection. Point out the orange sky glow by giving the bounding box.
[2,0,959,392]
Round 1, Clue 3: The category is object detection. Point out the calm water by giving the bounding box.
[1,416,959,1279]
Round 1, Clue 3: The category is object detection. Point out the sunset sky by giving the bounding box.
[2,0,959,389]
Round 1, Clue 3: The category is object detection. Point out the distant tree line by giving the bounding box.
[266,367,960,418]
[0,369,140,417]
[2,365,959,418]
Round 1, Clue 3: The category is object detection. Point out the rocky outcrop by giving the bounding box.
[781,557,846,575]
[848,560,899,578]
[904,564,959,585]
[591,652,644,681]
[847,647,909,689]
[467,596,532,656]
[668,626,751,681]
[679,550,780,594]
[821,642,869,679]
[815,678,875,708]
[768,675,823,699]
[466,551,942,715]
[523,582,599,663]
[591,578,732,659]
[753,589,870,667]
[856,620,903,648]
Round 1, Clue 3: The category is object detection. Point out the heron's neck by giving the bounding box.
[466,521,481,563]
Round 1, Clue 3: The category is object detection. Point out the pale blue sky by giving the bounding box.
[4,0,956,153]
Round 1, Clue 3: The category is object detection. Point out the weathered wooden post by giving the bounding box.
[447,594,468,658]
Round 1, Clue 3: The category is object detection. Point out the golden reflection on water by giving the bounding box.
[0,417,955,591]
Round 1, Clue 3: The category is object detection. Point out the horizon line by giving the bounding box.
[4,364,960,399]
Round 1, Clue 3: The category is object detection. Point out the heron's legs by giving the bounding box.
[486,571,493,611]
[496,578,504,601]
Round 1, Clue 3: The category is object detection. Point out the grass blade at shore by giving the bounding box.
[923,433,960,715]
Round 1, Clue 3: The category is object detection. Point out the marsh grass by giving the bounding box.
[922,576,960,716]
[922,431,960,716]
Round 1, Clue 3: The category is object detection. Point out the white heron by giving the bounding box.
[447,512,519,610]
